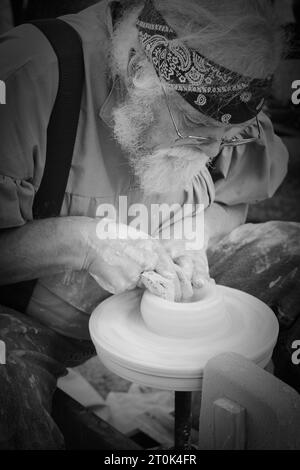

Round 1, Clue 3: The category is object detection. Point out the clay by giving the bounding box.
[140,282,228,338]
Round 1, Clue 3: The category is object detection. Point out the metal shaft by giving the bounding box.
[174,391,192,450]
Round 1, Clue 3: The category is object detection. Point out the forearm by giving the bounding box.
[204,202,248,248]
[0,216,91,285]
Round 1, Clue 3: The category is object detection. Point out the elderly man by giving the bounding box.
[0,0,299,449]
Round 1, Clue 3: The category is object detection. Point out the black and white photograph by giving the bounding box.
[0,0,300,453]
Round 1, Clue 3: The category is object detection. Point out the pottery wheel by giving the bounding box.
[89,286,279,391]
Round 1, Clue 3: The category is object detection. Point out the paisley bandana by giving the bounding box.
[136,0,272,124]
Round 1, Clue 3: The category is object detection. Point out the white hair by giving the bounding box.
[128,145,211,195]
[109,0,285,90]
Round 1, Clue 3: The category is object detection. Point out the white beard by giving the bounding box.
[128,146,210,195]
[112,89,210,196]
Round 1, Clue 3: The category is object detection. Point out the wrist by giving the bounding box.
[58,216,95,271]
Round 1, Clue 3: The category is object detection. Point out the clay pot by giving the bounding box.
[140,282,230,338]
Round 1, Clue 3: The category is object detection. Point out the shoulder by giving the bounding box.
[0,23,58,81]
[60,0,112,46]
[0,24,60,183]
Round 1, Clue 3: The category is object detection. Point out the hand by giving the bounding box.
[81,218,179,295]
[161,238,212,301]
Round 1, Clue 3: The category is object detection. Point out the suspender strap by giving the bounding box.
[31,18,84,218]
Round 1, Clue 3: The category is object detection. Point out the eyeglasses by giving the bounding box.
[161,86,261,149]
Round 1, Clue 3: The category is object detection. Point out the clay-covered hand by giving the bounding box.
[160,239,212,301]
[81,218,179,295]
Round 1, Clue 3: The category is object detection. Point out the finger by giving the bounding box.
[154,244,178,280]
[174,264,193,300]
[173,272,183,302]
[139,271,176,301]
[153,243,183,301]
[191,251,210,287]
[192,265,211,287]
[174,255,193,281]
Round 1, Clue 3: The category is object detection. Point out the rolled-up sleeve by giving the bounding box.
[211,112,289,206]
[0,175,35,228]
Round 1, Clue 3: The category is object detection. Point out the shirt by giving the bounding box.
[0,0,289,339]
